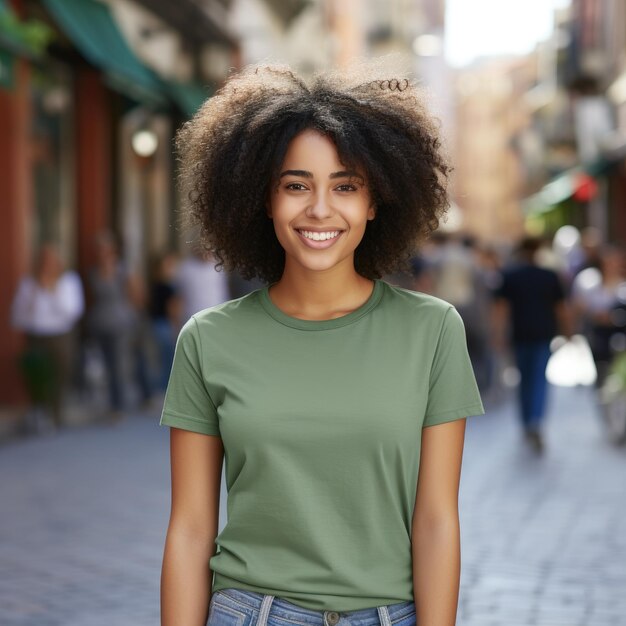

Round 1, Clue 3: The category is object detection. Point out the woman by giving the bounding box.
[160,61,485,626]
[11,243,84,432]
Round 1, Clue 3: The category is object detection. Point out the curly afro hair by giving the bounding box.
[176,59,451,284]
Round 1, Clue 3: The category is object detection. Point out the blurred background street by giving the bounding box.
[1,386,624,626]
[2,0,626,624]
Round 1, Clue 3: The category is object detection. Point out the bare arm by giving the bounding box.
[412,418,467,626]
[161,428,224,626]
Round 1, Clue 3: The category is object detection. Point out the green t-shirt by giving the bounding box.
[160,278,485,612]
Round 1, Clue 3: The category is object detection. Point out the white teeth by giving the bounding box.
[299,230,341,241]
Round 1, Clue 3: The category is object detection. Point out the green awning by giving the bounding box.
[0,47,13,88]
[523,168,581,215]
[42,0,167,107]
[523,157,619,216]
[0,0,19,89]
[0,0,53,60]
[165,80,213,117]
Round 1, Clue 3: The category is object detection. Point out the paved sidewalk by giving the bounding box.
[458,385,626,626]
[0,414,170,626]
[0,385,624,625]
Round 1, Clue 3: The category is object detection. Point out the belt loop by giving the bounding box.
[256,594,275,626]
[377,605,392,626]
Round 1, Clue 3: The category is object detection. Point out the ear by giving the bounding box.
[367,204,376,220]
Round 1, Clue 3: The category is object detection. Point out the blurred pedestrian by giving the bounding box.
[492,236,572,453]
[11,243,84,432]
[572,244,626,387]
[85,232,145,419]
[175,247,230,322]
[159,61,484,626]
[475,244,506,401]
[126,264,157,409]
[476,244,503,291]
[428,233,492,392]
[149,251,183,392]
[407,251,435,293]
[428,232,474,308]
[570,226,602,277]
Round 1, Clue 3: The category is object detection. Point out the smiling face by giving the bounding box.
[266,129,375,277]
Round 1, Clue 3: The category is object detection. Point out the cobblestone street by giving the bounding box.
[459,385,626,626]
[1,384,625,626]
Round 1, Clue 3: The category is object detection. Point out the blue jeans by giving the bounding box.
[207,588,416,626]
[514,340,552,433]
[151,318,176,391]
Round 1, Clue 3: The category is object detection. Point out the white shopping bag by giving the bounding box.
[546,334,597,387]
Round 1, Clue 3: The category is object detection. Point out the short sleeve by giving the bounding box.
[159,317,220,436]
[423,306,485,427]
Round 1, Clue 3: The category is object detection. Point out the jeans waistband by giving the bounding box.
[211,587,415,626]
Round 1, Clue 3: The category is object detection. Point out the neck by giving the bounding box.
[269,259,374,320]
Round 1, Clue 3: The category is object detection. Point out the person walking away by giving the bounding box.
[126,265,157,409]
[492,236,572,453]
[85,232,139,420]
[149,251,183,393]
[11,243,84,432]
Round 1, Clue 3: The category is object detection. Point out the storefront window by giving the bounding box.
[30,61,75,265]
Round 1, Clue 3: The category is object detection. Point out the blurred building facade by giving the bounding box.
[516,0,626,244]
[229,0,325,75]
[453,59,531,243]
[1,0,462,421]
[10,0,614,424]
[0,0,238,415]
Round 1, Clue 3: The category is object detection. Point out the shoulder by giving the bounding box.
[499,263,534,285]
[532,266,563,287]
[189,288,263,330]
[380,280,459,338]
[178,289,264,358]
[381,280,455,319]
[500,262,522,277]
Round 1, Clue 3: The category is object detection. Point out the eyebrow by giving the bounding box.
[279,169,364,182]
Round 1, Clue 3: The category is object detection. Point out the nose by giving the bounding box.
[305,192,333,219]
